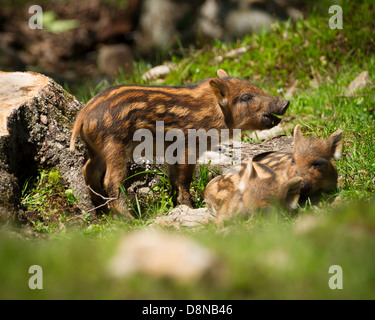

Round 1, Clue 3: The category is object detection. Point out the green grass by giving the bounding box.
[1,0,374,299]
[21,169,80,233]
[1,200,375,299]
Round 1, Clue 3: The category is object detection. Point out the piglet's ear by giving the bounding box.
[209,78,229,107]
[217,69,229,79]
[293,124,303,140]
[293,124,304,148]
[245,158,257,179]
[238,158,257,192]
[328,129,343,159]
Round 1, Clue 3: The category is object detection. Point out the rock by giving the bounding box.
[216,47,249,63]
[195,0,223,40]
[96,0,141,42]
[108,230,218,283]
[141,63,175,81]
[136,0,189,52]
[347,71,372,95]
[0,71,93,220]
[198,150,233,168]
[152,205,215,229]
[286,6,304,21]
[225,8,275,36]
[97,44,134,79]
[224,46,249,58]
[196,0,299,41]
[240,135,294,163]
[285,79,299,99]
[201,135,293,174]
[249,124,285,141]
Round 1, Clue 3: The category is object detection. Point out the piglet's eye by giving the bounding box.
[311,158,328,168]
[240,94,253,102]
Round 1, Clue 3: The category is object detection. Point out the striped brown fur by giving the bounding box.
[204,158,302,225]
[254,125,343,200]
[70,69,289,218]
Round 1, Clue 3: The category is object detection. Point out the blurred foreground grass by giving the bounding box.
[1,200,375,299]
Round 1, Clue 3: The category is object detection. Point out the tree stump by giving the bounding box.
[0,71,92,221]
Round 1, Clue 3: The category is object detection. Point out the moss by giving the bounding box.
[0,136,10,165]
[0,169,20,220]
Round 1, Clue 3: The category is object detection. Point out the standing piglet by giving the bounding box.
[70,69,289,218]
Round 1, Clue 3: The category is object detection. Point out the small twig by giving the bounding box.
[86,185,118,212]
[86,200,113,212]
[87,185,114,200]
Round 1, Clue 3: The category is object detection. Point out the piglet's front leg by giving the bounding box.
[167,163,195,207]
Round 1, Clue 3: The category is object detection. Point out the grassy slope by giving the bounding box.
[1,0,375,299]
